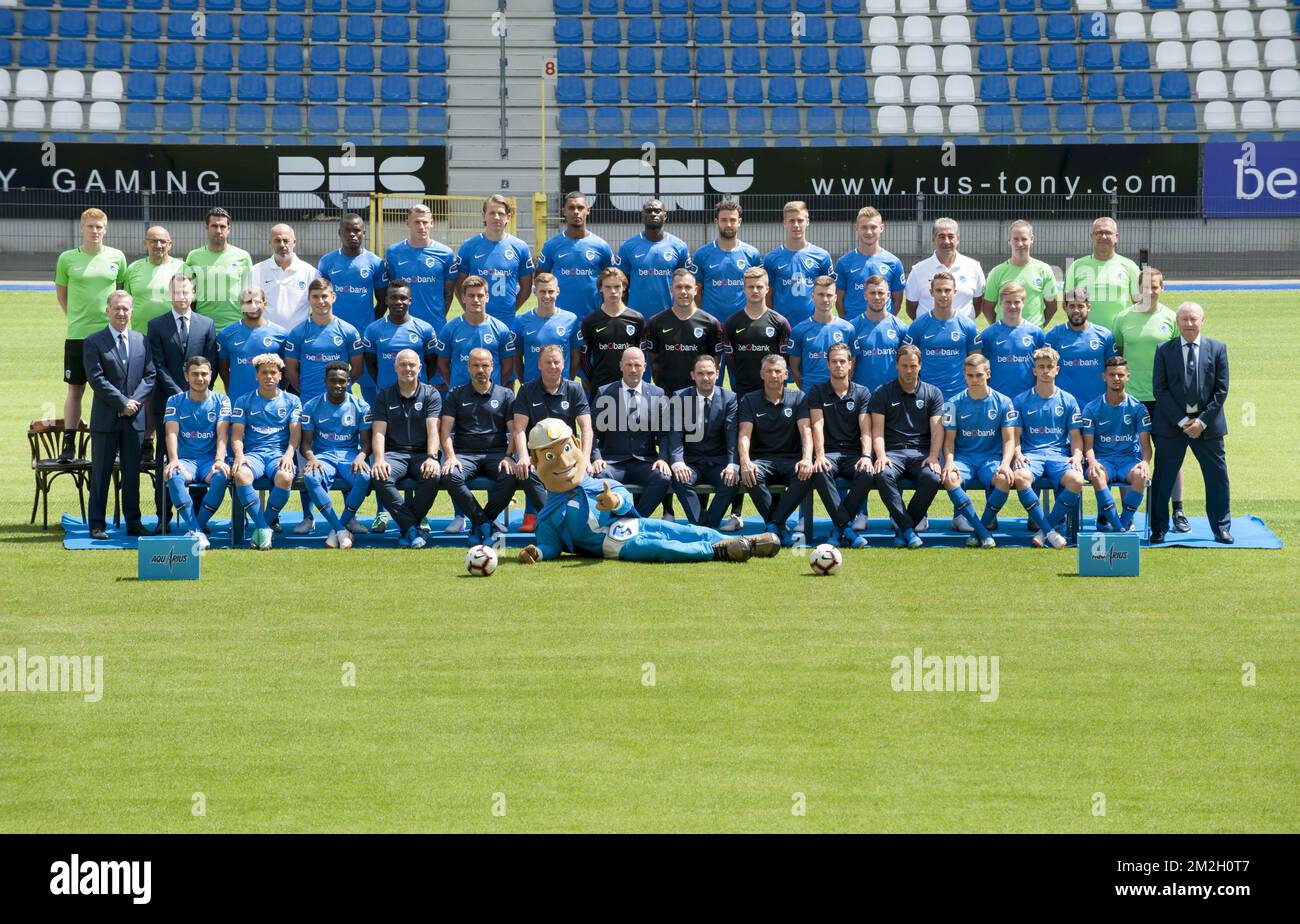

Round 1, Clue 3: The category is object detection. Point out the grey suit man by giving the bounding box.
[84,291,157,538]
[1150,302,1231,543]
[146,274,217,415]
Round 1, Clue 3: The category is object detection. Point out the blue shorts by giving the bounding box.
[306,453,368,491]
[171,458,221,483]
[1096,457,1142,485]
[1021,452,1075,487]
[240,449,291,482]
[951,455,1001,489]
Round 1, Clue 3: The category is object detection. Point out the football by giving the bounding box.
[809,543,843,576]
[466,544,499,577]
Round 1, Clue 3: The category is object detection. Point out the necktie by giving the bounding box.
[178,314,188,343]
[627,388,639,421]
[116,332,128,366]
[1185,341,1199,413]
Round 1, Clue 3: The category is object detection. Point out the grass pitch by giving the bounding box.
[0,289,1296,832]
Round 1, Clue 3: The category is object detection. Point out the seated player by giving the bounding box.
[1012,347,1084,549]
[940,355,1020,549]
[300,362,372,550]
[162,356,231,550]
[370,349,442,549]
[439,348,520,546]
[511,343,592,531]
[589,347,672,517]
[517,419,779,564]
[737,354,816,545]
[973,282,1046,400]
[666,354,739,529]
[868,345,944,549]
[229,353,302,550]
[1082,356,1152,532]
[807,343,873,549]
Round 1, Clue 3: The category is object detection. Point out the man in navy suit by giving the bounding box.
[146,274,217,463]
[667,354,739,528]
[84,291,157,539]
[1150,302,1232,544]
[589,347,672,517]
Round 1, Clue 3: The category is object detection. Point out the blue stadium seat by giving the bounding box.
[558,106,588,135]
[201,74,231,102]
[274,75,305,102]
[199,104,228,134]
[126,72,156,101]
[842,105,871,135]
[1146,0,1176,7]
[349,0,377,10]
[915,136,944,147]
[381,75,410,103]
[345,106,374,135]
[1016,75,1046,101]
[661,17,689,45]
[55,40,86,68]
[589,0,618,12]
[344,75,374,103]
[416,0,446,11]
[381,16,409,43]
[772,107,802,133]
[17,40,47,67]
[836,46,865,74]
[239,44,268,72]
[1005,0,1034,11]
[699,76,727,104]
[1040,0,1070,9]
[1093,104,1123,132]
[416,76,446,103]
[974,16,1003,43]
[346,45,374,74]
[733,76,763,103]
[627,47,655,74]
[629,106,659,135]
[985,105,1014,133]
[701,107,730,134]
[1012,46,1041,73]
[1123,73,1154,101]
[1021,104,1051,133]
[730,17,758,44]
[93,41,124,69]
[557,47,583,75]
[1159,72,1190,101]
[1245,133,1276,144]
[1119,43,1149,71]
[162,103,191,133]
[555,76,584,105]
[839,75,869,104]
[130,12,160,40]
[417,46,446,73]
[1207,132,1238,143]
[1129,102,1159,131]
[1129,132,1159,144]
[0,9,13,37]
[240,13,269,41]
[969,0,998,12]
[1009,15,1038,42]
[807,106,836,135]
[736,107,765,134]
[732,46,761,74]
[1165,102,1197,131]
[380,105,409,134]
[1079,12,1108,41]
[1052,74,1082,101]
[804,76,832,104]
[801,46,830,74]
[591,47,621,74]
[206,13,233,41]
[769,76,798,104]
[165,42,194,71]
[627,20,655,44]
[1059,134,1088,144]
[58,11,89,38]
[1024,135,1054,145]
[346,16,374,43]
[663,0,690,10]
[1086,73,1117,101]
[312,15,341,42]
[665,106,694,134]
[309,106,340,134]
[1047,45,1077,72]
[629,76,659,104]
[663,76,693,104]
[763,0,792,12]
[698,0,723,12]
[978,46,1008,73]
[591,76,620,103]
[594,106,624,135]
[128,41,159,70]
[980,75,1010,103]
[1044,14,1073,42]
[1056,103,1086,132]
[309,76,339,103]
[696,47,725,74]
[554,20,582,44]
[21,11,52,38]
[803,17,829,43]
[245,0,272,9]
[767,46,795,74]
[206,0,235,10]
[205,43,234,71]
[765,17,792,43]
[123,103,156,132]
[164,0,196,8]
[592,18,620,44]
[310,45,341,72]
[276,14,305,42]
[237,74,268,102]
[1083,43,1113,72]
[729,0,757,12]
[381,46,409,74]
[833,15,862,44]
[830,0,857,11]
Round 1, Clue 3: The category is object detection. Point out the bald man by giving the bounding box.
[125,225,186,334]
[252,223,319,331]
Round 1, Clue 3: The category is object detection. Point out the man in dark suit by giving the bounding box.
[667,354,739,528]
[145,274,217,463]
[84,291,157,539]
[1150,301,1231,544]
[589,347,672,517]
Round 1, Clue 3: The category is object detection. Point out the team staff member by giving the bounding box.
[737,354,816,546]
[851,274,909,393]
[616,199,691,319]
[186,206,253,331]
[981,220,1058,326]
[692,200,762,320]
[786,276,856,390]
[1065,217,1140,332]
[807,343,873,549]
[456,194,534,327]
[511,272,580,383]
[1045,288,1116,410]
[56,207,128,461]
[667,355,739,529]
[252,224,318,331]
[217,286,288,400]
[869,344,945,549]
[724,267,792,398]
[579,267,646,395]
[835,206,905,319]
[370,349,443,549]
[589,348,672,517]
[512,343,593,530]
[762,200,834,329]
[536,191,615,320]
[643,269,727,396]
[228,353,300,550]
[125,225,186,334]
[146,274,217,464]
[904,217,985,321]
[317,213,389,401]
[300,362,373,550]
[162,356,231,550]
[83,291,156,540]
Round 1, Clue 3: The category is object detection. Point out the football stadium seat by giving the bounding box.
[627,20,655,44]
[868,16,899,45]
[772,106,803,134]
[1223,11,1256,40]
[842,105,872,135]
[237,74,268,102]
[235,104,266,133]
[310,45,341,72]
[558,107,588,135]
[276,14,305,41]
[980,75,1010,103]
[1259,10,1291,39]
[275,75,305,102]
[381,46,410,74]
[807,106,836,134]
[1055,103,1086,132]
[1048,44,1077,72]
[903,15,933,44]
[1009,15,1038,42]
[1016,75,1046,102]
[1088,73,1118,101]
[697,47,725,74]
[978,46,1008,74]
[939,15,969,45]
[1264,40,1297,69]
[864,0,894,12]
[55,40,87,69]
[1150,11,1181,41]
[661,17,689,45]
[124,73,154,101]
[130,12,161,40]
[93,40,125,69]
[835,16,863,44]
[1197,71,1229,99]
[1160,72,1191,100]
[839,76,870,104]
[1164,103,1196,130]
[554,20,582,44]
[381,76,410,103]
[51,70,83,100]
[734,76,763,103]
[309,76,339,103]
[623,47,653,75]
[1277,100,1300,130]
[913,105,943,134]
[1241,100,1277,128]
[241,13,269,41]
[872,46,902,74]
[629,106,660,135]
[129,41,160,70]
[88,101,121,131]
[1119,43,1150,71]
[161,102,191,133]
[907,46,937,75]
[95,11,126,39]
[875,76,905,105]
[836,46,866,74]
[1021,104,1050,133]
[1123,73,1154,100]
[942,46,972,74]
[19,40,50,68]
[1129,102,1159,130]
[591,47,620,75]
[1155,42,1188,71]
[381,16,410,43]
[943,74,975,104]
[701,107,730,135]
[591,76,619,104]
[877,105,907,134]
[345,15,375,43]
[239,44,269,72]
[123,102,155,132]
[21,11,52,38]
[948,104,980,134]
[764,0,792,12]
[974,15,1002,43]
[308,106,340,134]
[344,75,375,103]
[379,106,409,134]
[1114,12,1145,42]
[589,0,618,11]
[769,76,798,104]
[345,106,375,135]
[91,72,123,101]
[165,42,195,72]
[730,16,759,44]
[206,43,235,71]
[1226,41,1259,70]
[736,107,765,134]
[629,77,660,104]
[804,76,833,104]
[1203,100,1236,131]
[1271,69,1300,98]
[802,47,831,75]
[985,104,1014,132]
[417,46,447,74]
[49,100,83,131]
[1012,46,1042,74]
[1190,41,1223,70]
[1084,44,1114,71]
[696,17,724,44]
[1233,70,1266,99]
[1044,14,1073,42]
[202,74,232,103]
[1186,11,1219,41]
[768,47,796,73]
[416,76,446,103]
[730,0,758,11]
[346,46,375,74]
[1078,12,1109,40]
[554,77,583,106]
[556,47,584,75]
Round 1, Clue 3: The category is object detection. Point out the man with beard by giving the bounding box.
[536,191,615,321]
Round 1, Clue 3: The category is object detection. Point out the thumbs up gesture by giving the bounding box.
[595,479,620,512]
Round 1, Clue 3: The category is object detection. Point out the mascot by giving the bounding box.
[518,419,780,565]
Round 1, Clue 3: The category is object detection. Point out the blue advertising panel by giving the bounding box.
[1077,532,1141,578]
[1203,141,1300,218]
[138,535,203,581]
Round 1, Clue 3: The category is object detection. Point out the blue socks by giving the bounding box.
[982,488,1008,528]
[1048,488,1080,528]
[1017,486,1052,533]
[236,483,268,530]
[304,475,344,531]
[1120,489,1144,530]
[1095,486,1119,529]
[948,487,992,541]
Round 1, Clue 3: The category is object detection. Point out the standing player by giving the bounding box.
[228,354,301,550]
[762,201,834,329]
[186,207,253,331]
[904,217,985,321]
[1065,217,1140,332]
[435,275,514,391]
[835,206,906,319]
[252,224,317,332]
[55,207,127,461]
[869,345,945,548]
[369,350,442,549]
[1082,356,1152,532]
[300,362,372,549]
[1045,288,1116,410]
[535,191,615,321]
[1012,346,1084,549]
[317,213,389,403]
[216,285,288,400]
[512,343,592,530]
[981,220,1058,326]
[126,225,185,334]
[162,356,231,550]
[692,200,761,321]
[456,194,534,328]
[851,274,909,392]
[384,204,459,334]
[579,267,646,395]
[807,343,874,548]
[723,266,792,399]
[786,276,856,390]
[973,282,1046,399]
[737,354,816,545]
[511,272,580,383]
[902,272,979,400]
[643,269,727,396]
[616,199,692,323]
[666,354,739,530]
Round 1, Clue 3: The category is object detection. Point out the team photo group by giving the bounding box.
[57,191,1231,560]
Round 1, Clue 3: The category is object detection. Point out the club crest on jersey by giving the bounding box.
[556,326,566,337]
[783,407,792,417]
[1055,405,1064,416]
[1122,414,1133,425]
[483,334,494,345]
[915,399,924,408]
[950,329,961,341]
[625,324,635,336]
[262,336,274,347]
[276,405,287,420]
[424,257,435,267]
[585,249,597,261]
[343,412,354,426]
[736,260,747,270]
[832,332,843,343]
[360,268,370,279]
[504,249,516,261]
[1022,335,1033,347]
[988,408,998,420]
[693,327,703,338]
[886,328,898,340]
[1089,338,1101,350]
[560,400,570,410]
[490,399,500,409]
[408,332,419,342]
[802,258,816,269]
[414,401,423,410]
[207,410,217,423]
[765,326,775,337]
[846,401,855,411]
[108,263,118,273]
[297,281,306,289]
[1033,276,1043,286]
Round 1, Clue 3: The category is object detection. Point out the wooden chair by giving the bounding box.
[28,419,91,528]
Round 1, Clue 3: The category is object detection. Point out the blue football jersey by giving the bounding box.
[384,239,460,328]
[762,244,834,328]
[164,391,231,461]
[834,248,906,321]
[284,317,364,402]
[1014,387,1083,456]
[1082,393,1150,462]
[435,315,516,390]
[975,320,1046,399]
[316,248,388,335]
[692,240,762,318]
[943,389,1017,457]
[301,393,372,456]
[903,313,979,400]
[536,231,614,320]
[231,389,301,455]
[457,232,535,325]
[851,312,909,391]
[362,316,438,391]
[785,316,857,387]
[616,232,692,316]
[217,319,289,400]
[511,307,579,382]
[1045,323,1116,410]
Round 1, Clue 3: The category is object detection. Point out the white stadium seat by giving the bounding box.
[872,45,902,75]
[88,101,122,132]
[1150,12,1182,41]
[1240,100,1273,130]
[91,72,123,101]
[0,71,9,101]
[899,0,930,13]
[943,74,975,103]
[941,45,972,74]
[868,17,899,45]
[1221,10,1255,40]
[1110,0,1142,10]
[948,104,979,134]
[865,0,896,13]
[877,105,907,135]
[1202,100,1236,130]
[0,101,7,130]
[913,105,944,134]
[15,69,49,99]
[1269,69,1300,99]
[1258,10,1291,39]
[12,99,45,130]
[1264,39,1297,69]
[935,0,966,13]
[1232,70,1265,99]
[1277,100,1300,130]
[909,74,941,104]
[1226,40,1259,70]
[1186,11,1220,41]
[905,45,937,74]
[1114,12,1145,42]
[1255,0,1286,8]
[1189,40,1224,70]
[1217,0,1248,9]
[875,75,905,105]
[939,15,970,44]
[1155,41,1188,71]
[1183,0,1214,8]
[902,15,933,44]
[1076,0,1105,11]
[49,100,83,131]
[52,70,85,100]
[1196,70,1229,99]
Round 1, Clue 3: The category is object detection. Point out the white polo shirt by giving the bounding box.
[252,255,318,331]
[904,252,986,320]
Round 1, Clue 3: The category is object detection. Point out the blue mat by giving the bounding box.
[61,512,1282,551]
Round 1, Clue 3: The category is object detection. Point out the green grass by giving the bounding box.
[1,290,1297,832]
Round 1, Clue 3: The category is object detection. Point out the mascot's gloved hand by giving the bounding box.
[595,480,621,512]
[518,544,541,565]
